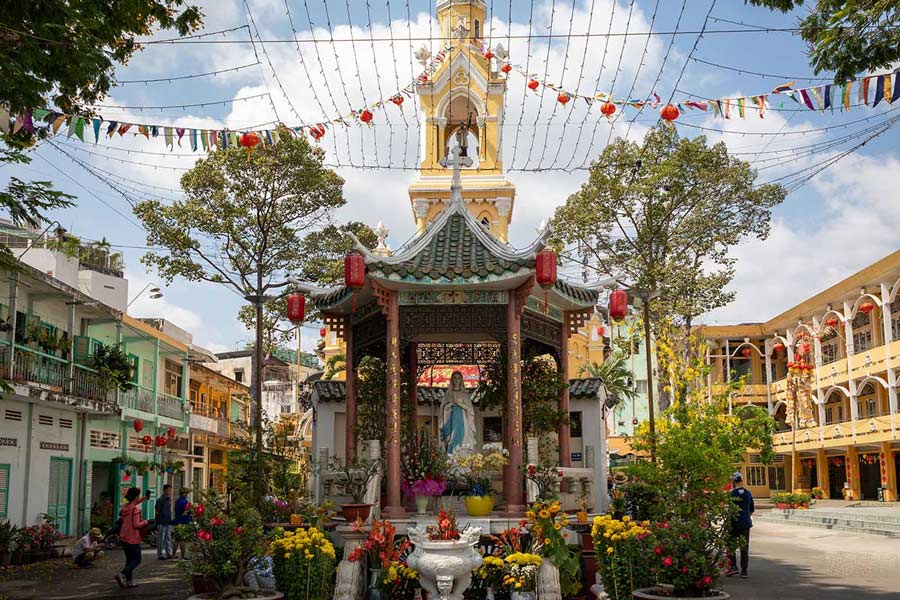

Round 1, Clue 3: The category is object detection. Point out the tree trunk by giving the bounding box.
[254,297,265,505]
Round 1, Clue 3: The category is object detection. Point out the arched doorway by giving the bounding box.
[827,456,846,499]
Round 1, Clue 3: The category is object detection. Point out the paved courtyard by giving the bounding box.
[0,547,189,600]
[722,519,900,600]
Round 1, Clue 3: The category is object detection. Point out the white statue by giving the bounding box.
[440,371,477,454]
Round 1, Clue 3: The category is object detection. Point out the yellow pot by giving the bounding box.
[464,495,495,517]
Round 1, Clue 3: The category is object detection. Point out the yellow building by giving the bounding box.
[321,0,606,380]
[188,363,250,492]
[702,250,900,501]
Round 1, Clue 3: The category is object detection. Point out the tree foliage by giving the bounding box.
[748,0,900,82]
[552,127,786,331]
[580,352,636,406]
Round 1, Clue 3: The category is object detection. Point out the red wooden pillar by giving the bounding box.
[344,317,357,460]
[502,284,527,517]
[559,312,572,470]
[383,289,407,519]
[407,342,419,432]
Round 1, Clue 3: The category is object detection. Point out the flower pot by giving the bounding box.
[341,503,373,523]
[633,586,730,599]
[367,567,382,600]
[415,494,430,516]
[464,495,495,517]
[510,593,535,600]
[188,593,283,600]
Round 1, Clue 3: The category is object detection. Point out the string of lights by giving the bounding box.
[385,0,412,168]
[243,0,301,124]
[521,0,562,169]
[88,92,272,112]
[344,0,380,166]
[677,106,900,136]
[115,62,261,85]
[689,56,835,82]
[508,0,538,169]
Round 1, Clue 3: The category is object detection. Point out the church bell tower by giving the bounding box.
[408,0,516,242]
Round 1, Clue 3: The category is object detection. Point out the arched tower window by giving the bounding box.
[444,94,482,169]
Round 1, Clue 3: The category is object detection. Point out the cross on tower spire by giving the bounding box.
[440,144,473,208]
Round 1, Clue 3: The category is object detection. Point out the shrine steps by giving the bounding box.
[756,508,900,537]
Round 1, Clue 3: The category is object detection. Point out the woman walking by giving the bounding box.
[115,487,149,589]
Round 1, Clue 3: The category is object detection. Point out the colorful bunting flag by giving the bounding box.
[92,118,102,143]
[873,75,885,107]
[843,82,853,111]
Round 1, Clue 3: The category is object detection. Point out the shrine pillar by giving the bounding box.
[408,342,419,431]
[558,313,572,470]
[502,285,527,516]
[383,289,407,518]
[344,317,357,460]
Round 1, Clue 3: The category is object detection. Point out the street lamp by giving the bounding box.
[127,282,164,308]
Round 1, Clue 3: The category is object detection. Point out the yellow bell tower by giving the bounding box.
[408,0,516,242]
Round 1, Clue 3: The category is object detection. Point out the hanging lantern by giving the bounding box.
[859,301,875,315]
[535,250,558,289]
[741,347,752,358]
[772,341,785,354]
[155,435,167,447]
[596,325,605,337]
[239,132,260,160]
[501,63,512,74]
[557,92,571,105]
[286,293,306,324]
[390,95,404,106]
[359,109,373,124]
[319,327,327,338]
[660,104,680,123]
[484,50,494,60]
[167,426,176,439]
[528,79,540,91]
[825,317,839,328]
[344,252,366,312]
[141,435,152,446]
[608,289,628,321]
[799,342,810,355]
[133,419,143,433]
[601,101,616,117]
[309,124,325,143]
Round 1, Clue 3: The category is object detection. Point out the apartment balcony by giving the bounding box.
[772,414,895,453]
[158,391,186,420]
[121,385,188,423]
[189,406,230,437]
[0,343,116,412]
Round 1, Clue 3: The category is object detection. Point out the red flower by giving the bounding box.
[211,516,225,527]
[702,575,712,586]
[662,556,673,567]
[527,465,536,476]
[681,567,689,574]
[557,470,564,477]
[234,527,244,535]
[654,546,664,555]
[195,504,205,517]
[679,533,686,540]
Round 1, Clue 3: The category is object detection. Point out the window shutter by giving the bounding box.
[73,336,92,363]
[0,465,9,519]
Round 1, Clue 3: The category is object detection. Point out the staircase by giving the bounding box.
[756,507,900,538]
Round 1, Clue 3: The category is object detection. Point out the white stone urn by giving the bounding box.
[406,525,483,600]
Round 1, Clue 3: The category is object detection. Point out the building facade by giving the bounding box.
[702,250,900,501]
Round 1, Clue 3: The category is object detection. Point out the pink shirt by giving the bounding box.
[119,500,148,545]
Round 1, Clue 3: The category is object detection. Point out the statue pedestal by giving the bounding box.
[332,525,369,600]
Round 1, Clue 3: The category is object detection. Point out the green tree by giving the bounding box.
[134,135,345,506]
[579,352,636,406]
[235,222,376,352]
[323,353,346,380]
[552,126,786,332]
[747,0,900,82]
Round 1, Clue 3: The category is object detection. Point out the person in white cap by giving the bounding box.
[72,527,104,568]
[725,471,754,578]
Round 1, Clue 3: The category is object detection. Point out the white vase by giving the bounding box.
[415,494,430,515]
[511,592,536,600]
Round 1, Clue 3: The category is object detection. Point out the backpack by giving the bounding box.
[110,517,123,536]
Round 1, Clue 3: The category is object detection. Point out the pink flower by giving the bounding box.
[662,556,673,567]
[679,533,686,540]
[211,516,224,527]
[653,546,664,555]
[702,576,712,586]
[681,567,689,574]
[234,527,244,535]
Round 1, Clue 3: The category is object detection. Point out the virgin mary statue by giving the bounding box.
[440,371,477,454]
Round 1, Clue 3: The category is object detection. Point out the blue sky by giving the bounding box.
[4,0,899,353]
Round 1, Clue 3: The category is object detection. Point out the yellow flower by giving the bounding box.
[606,547,614,555]
[538,509,550,519]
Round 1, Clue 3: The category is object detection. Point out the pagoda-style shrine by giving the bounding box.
[302,149,599,518]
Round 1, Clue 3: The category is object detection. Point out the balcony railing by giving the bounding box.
[158,392,185,420]
[0,345,115,406]
[122,385,155,413]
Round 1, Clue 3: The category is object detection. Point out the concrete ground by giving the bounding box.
[0,547,189,600]
[722,519,900,600]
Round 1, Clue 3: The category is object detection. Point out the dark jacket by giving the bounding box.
[731,487,755,530]
[174,495,192,525]
[155,495,172,526]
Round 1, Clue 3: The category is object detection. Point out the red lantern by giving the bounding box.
[286,293,306,324]
[167,426,176,439]
[319,327,327,338]
[156,435,167,447]
[309,124,325,143]
[741,347,752,358]
[484,50,494,60]
[609,289,628,320]
[528,79,540,91]
[859,301,875,315]
[133,420,143,433]
[344,253,366,290]
[141,435,152,446]
[534,250,558,290]
[825,317,839,328]
[799,342,810,355]
[239,132,260,159]
[557,92,571,105]
[660,104,680,123]
[597,325,605,337]
[359,109,373,124]
[390,95,404,106]
[601,101,616,117]
[773,341,785,354]
[501,63,512,74]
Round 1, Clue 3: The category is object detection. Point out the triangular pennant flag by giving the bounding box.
[66,116,78,138]
[22,111,35,135]
[176,127,185,146]
[809,87,824,110]
[843,81,853,111]
[724,99,731,119]
[265,130,274,145]
[164,127,174,148]
[772,81,794,94]
[138,125,150,139]
[711,100,722,117]
[799,89,815,110]
[737,97,745,119]
[862,77,871,105]
[823,85,832,110]
[151,125,159,137]
[884,74,893,104]
[200,130,208,151]
[74,117,85,141]
[92,118,102,143]
[220,130,228,149]
[32,109,49,121]
[190,129,197,151]
[12,114,24,134]
[106,121,118,137]
[117,123,131,136]
[0,105,9,133]
[893,72,900,103]
[873,75,885,107]
[756,95,766,118]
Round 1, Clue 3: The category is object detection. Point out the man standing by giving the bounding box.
[155,484,173,560]
[726,472,754,578]
[72,527,104,567]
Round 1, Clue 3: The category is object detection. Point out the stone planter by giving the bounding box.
[188,592,283,600]
[415,495,430,515]
[464,495,494,517]
[341,503,373,522]
[633,586,730,600]
[407,526,483,600]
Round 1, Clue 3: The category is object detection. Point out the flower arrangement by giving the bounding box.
[591,515,655,600]
[378,559,419,598]
[260,496,293,524]
[427,509,460,541]
[811,486,825,500]
[348,520,420,597]
[270,527,336,600]
[524,462,564,501]
[474,554,507,589]
[503,552,543,592]
[451,443,508,497]
[401,429,448,497]
[526,500,581,596]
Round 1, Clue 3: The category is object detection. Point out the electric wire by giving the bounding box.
[508,0,538,169]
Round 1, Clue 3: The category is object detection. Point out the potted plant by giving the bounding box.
[0,521,19,567]
[348,519,413,599]
[525,500,581,596]
[524,462,564,501]
[592,515,655,600]
[270,526,336,600]
[811,486,825,501]
[451,443,509,517]
[329,455,380,522]
[401,429,448,515]
[186,496,281,600]
[87,342,135,392]
[771,492,791,510]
